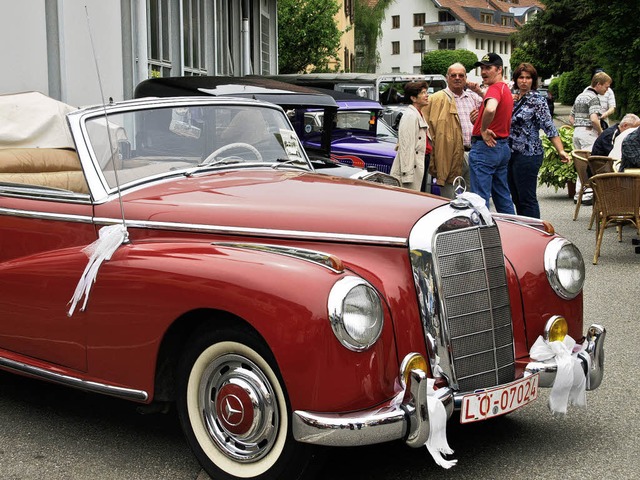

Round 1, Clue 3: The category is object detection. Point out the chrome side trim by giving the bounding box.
[0,207,94,224]
[0,357,148,401]
[0,208,407,246]
[0,185,91,202]
[93,217,407,246]
[213,242,345,273]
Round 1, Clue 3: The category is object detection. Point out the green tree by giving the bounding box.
[421,49,478,76]
[354,0,394,73]
[278,0,342,73]
[513,0,640,113]
[509,47,553,79]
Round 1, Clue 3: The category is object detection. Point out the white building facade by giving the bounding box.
[0,0,278,106]
[376,0,543,83]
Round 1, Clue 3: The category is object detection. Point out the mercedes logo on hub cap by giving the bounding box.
[216,383,254,435]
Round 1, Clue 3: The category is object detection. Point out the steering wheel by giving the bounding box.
[202,142,263,165]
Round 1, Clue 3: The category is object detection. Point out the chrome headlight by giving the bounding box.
[544,238,585,299]
[328,276,384,351]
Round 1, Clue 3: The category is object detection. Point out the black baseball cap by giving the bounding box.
[473,53,503,68]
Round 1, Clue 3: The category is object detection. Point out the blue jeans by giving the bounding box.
[469,139,515,214]
[508,151,543,218]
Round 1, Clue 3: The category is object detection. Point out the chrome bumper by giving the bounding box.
[292,368,453,448]
[293,324,606,448]
[525,324,606,390]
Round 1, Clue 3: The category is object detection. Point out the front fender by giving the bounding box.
[497,220,584,348]
[81,240,398,412]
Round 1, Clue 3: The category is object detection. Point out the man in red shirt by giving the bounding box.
[469,53,515,214]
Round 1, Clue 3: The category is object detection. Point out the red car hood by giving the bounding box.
[112,169,446,240]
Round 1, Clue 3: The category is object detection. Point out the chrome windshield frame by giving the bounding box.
[66,97,311,203]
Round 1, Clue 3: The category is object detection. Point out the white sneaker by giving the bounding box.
[574,189,593,205]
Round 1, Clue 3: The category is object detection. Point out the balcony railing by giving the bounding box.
[422,21,467,36]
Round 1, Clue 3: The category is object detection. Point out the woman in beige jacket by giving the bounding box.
[390,81,431,191]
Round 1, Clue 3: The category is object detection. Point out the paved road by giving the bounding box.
[1,122,638,478]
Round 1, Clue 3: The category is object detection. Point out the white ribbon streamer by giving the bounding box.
[425,377,457,469]
[457,191,494,225]
[68,224,128,316]
[529,335,587,416]
[387,377,457,469]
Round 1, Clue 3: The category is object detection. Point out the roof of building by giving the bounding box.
[432,0,544,36]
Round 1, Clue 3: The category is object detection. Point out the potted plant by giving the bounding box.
[538,125,577,195]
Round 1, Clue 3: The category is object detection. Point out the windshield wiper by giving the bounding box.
[184,158,245,176]
[197,157,244,167]
[271,158,310,170]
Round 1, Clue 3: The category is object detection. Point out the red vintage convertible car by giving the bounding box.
[0,92,605,480]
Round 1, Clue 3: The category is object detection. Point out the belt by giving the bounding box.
[471,136,509,142]
[464,145,471,151]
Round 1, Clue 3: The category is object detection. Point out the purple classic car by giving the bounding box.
[134,76,400,185]
[300,90,398,174]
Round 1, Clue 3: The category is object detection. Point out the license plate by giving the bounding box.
[460,374,539,424]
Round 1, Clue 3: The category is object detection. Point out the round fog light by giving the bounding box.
[545,315,568,343]
[400,353,428,388]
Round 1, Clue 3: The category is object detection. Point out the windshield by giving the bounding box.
[378,78,447,105]
[304,109,387,136]
[85,104,309,188]
[377,118,398,142]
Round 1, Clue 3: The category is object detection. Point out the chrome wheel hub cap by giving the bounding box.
[201,353,278,462]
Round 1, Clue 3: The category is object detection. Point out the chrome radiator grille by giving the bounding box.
[433,225,515,392]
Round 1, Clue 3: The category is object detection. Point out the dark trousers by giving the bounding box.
[508,151,543,218]
[420,154,431,193]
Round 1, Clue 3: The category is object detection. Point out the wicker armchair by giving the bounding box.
[588,155,615,175]
[585,155,616,229]
[589,172,640,264]
[571,150,594,223]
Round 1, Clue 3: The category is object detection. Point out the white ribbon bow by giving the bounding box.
[457,191,494,225]
[68,224,128,316]
[529,335,587,416]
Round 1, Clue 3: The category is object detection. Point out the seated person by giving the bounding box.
[221,110,269,145]
[619,127,640,171]
[592,113,640,157]
[610,126,638,161]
